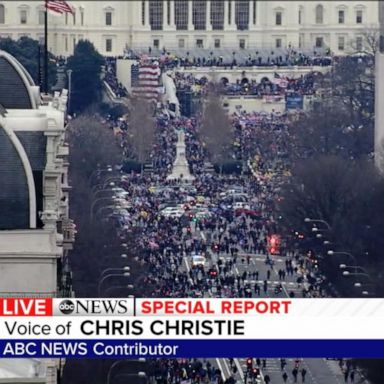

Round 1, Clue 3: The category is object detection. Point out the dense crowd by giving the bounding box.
[141,49,333,69]
[104,57,128,98]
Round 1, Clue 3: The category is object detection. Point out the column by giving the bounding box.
[249,0,255,30]
[229,0,235,29]
[206,0,212,31]
[145,0,150,29]
[169,0,175,29]
[224,0,229,29]
[163,0,168,29]
[188,0,194,30]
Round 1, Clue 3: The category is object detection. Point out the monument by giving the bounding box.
[167,130,195,181]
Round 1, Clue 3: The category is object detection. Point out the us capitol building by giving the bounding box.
[0,1,379,56]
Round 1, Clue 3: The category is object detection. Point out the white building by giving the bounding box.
[0,50,74,298]
[0,49,72,384]
[0,1,379,56]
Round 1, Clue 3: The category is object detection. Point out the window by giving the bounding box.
[356,36,363,51]
[315,37,323,47]
[253,0,256,24]
[211,0,224,30]
[20,10,27,24]
[315,4,323,24]
[106,38,112,52]
[38,10,45,25]
[105,12,112,26]
[196,38,204,48]
[275,11,282,25]
[141,0,145,25]
[298,9,302,24]
[276,38,282,48]
[72,11,76,25]
[338,10,345,24]
[356,9,363,24]
[193,0,206,30]
[80,9,84,25]
[239,38,245,49]
[0,4,4,24]
[153,39,160,48]
[65,13,68,25]
[178,38,185,48]
[235,0,249,30]
[338,36,345,50]
[214,38,220,48]
[175,0,188,30]
[73,37,76,50]
[64,36,68,51]
[149,0,163,30]
[228,1,231,24]
[167,0,170,25]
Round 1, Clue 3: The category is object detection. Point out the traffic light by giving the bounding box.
[252,368,260,377]
[209,269,217,277]
[268,235,280,255]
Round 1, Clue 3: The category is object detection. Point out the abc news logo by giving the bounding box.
[59,300,75,315]
[57,299,133,315]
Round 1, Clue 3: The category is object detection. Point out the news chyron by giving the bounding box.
[0,298,134,316]
[1,297,384,359]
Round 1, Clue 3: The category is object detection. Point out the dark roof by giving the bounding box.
[0,51,35,109]
[16,132,47,170]
[0,127,29,229]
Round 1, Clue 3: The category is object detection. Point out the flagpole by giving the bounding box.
[44,0,48,94]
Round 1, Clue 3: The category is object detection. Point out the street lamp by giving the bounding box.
[112,372,147,384]
[100,267,131,279]
[342,271,373,280]
[304,218,331,231]
[107,360,146,384]
[89,166,113,186]
[98,273,131,296]
[93,185,119,199]
[339,265,369,275]
[327,250,357,265]
[90,195,117,221]
[104,284,135,297]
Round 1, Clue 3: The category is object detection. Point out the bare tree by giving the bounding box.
[67,114,122,180]
[128,99,155,170]
[200,85,233,167]
[349,25,380,55]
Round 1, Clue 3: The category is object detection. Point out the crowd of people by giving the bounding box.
[127,48,333,69]
[104,57,128,98]
[94,59,357,382]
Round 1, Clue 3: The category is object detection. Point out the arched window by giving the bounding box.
[0,4,5,24]
[315,4,323,24]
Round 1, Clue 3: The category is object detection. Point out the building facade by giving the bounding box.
[0,1,380,56]
[0,50,74,298]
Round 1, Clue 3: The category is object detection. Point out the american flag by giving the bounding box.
[131,60,161,101]
[45,0,74,14]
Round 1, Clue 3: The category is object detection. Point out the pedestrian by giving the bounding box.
[292,368,298,383]
[301,368,307,382]
[344,370,349,382]
[282,372,288,382]
[262,359,267,368]
[267,269,271,279]
[264,374,270,383]
[350,370,355,383]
